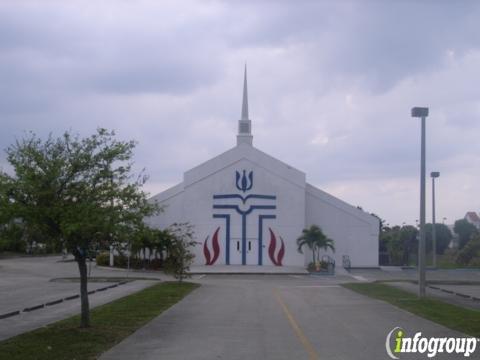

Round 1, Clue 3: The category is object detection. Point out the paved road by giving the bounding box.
[0,256,169,340]
[2,258,479,358]
[101,274,470,360]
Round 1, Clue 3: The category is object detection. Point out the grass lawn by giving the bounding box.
[343,282,480,337]
[436,253,480,270]
[0,281,198,360]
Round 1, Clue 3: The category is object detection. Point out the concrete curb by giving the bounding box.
[427,284,479,302]
[0,280,129,320]
[0,310,20,319]
[23,304,45,312]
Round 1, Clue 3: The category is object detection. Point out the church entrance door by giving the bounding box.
[245,237,259,265]
[229,237,243,265]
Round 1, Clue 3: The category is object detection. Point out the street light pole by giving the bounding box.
[431,171,440,268]
[412,107,429,297]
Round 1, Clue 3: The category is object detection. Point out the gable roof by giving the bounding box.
[305,183,379,228]
[183,143,306,189]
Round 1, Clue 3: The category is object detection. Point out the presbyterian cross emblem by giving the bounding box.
[203,170,285,266]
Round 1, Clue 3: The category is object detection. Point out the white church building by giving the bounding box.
[148,70,379,268]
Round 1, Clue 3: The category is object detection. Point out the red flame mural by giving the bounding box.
[203,227,220,265]
[268,228,285,266]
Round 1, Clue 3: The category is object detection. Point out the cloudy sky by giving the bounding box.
[1,0,479,226]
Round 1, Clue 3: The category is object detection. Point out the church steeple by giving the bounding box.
[241,65,249,120]
[237,65,253,146]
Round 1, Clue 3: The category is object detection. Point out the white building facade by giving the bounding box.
[148,70,379,268]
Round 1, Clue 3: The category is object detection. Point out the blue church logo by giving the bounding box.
[235,170,253,192]
[205,169,285,266]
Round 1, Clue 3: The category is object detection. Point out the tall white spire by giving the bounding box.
[237,64,253,146]
[241,65,249,120]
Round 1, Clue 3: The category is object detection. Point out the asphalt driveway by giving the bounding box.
[100,274,469,360]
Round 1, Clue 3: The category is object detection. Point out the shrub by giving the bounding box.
[96,250,165,270]
[148,258,163,270]
[0,224,26,253]
[163,223,196,281]
[113,254,128,268]
[96,252,110,266]
[456,236,480,266]
[468,257,480,267]
[307,261,329,272]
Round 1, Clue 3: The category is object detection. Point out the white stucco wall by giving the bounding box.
[179,144,307,266]
[147,144,379,268]
[147,182,185,229]
[305,184,379,267]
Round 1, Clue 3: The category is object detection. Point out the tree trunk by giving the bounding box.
[77,257,90,328]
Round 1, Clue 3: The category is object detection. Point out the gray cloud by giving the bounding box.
[0,0,479,225]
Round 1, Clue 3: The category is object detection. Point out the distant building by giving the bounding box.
[465,212,480,230]
[147,68,379,268]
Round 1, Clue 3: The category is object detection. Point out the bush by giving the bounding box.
[96,252,110,266]
[149,258,163,270]
[113,254,128,268]
[0,224,26,253]
[0,236,26,253]
[307,261,329,272]
[456,236,480,266]
[96,252,164,270]
[468,257,480,267]
[163,223,196,281]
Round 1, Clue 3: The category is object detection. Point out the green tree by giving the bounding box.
[454,219,478,249]
[297,225,335,265]
[0,129,158,327]
[425,223,453,255]
[131,224,155,265]
[0,174,22,252]
[382,226,403,265]
[398,225,418,265]
[130,225,170,266]
[151,228,171,263]
[381,225,418,266]
[456,234,480,266]
[163,223,197,281]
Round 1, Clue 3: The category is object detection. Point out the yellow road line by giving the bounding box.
[273,288,319,360]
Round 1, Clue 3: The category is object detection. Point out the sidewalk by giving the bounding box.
[188,265,308,275]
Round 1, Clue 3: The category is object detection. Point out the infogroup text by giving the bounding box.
[386,327,479,358]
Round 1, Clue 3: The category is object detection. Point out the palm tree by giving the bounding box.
[297,225,335,265]
[314,232,335,264]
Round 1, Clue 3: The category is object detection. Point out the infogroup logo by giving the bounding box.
[385,327,479,359]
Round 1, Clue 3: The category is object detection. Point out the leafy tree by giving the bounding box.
[380,223,452,266]
[382,226,403,265]
[0,222,25,252]
[425,223,453,255]
[131,225,170,266]
[454,219,478,249]
[151,228,171,263]
[0,129,158,327]
[381,225,418,266]
[163,223,197,281]
[131,225,155,264]
[398,225,418,265]
[456,234,480,266]
[297,225,335,265]
[0,175,11,225]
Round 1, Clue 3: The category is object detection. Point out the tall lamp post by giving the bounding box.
[411,106,429,297]
[431,171,440,268]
